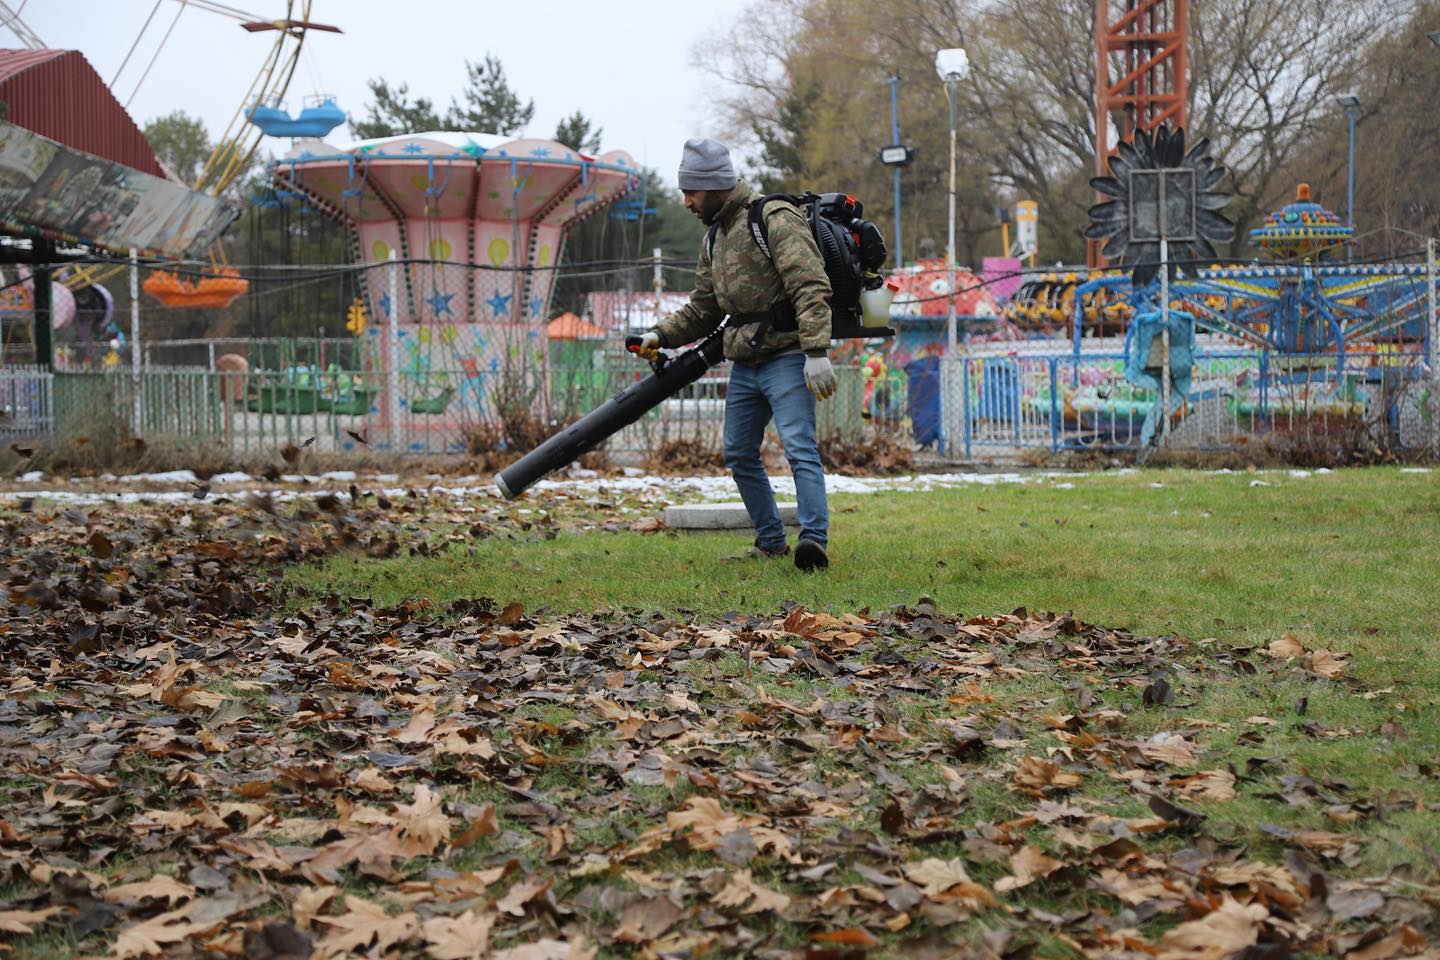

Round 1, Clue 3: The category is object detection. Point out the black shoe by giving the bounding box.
[746,540,790,559]
[794,538,829,572]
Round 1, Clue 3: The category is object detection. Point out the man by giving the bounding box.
[634,138,837,571]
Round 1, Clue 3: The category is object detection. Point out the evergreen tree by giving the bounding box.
[554,111,602,153]
[446,55,535,135]
[349,79,446,139]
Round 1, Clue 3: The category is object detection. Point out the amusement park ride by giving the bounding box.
[0,0,1429,453]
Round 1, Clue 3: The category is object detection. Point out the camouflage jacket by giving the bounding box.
[652,183,832,364]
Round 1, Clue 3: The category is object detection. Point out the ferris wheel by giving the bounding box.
[0,0,337,288]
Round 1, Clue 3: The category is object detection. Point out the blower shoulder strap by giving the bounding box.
[704,193,815,263]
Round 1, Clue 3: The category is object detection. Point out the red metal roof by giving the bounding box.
[0,49,165,177]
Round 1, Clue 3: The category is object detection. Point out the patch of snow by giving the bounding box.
[320,470,357,482]
[1400,467,1431,474]
[209,472,253,485]
[119,470,198,484]
[17,471,43,483]
[369,473,400,483]
[1289,470,1311,478]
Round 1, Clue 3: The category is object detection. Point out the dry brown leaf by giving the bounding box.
[1157,896,1267,957]
[712,869,791,915]
[666,796,751,848]
[351,767,397,794]
[1139,732,1198,766]
[0,906,62,935]
[110,905,222,959]
[1345,925,1428,960]
[993,845,1064,892]
[1169,769,1236,802]
[1309,649,1349,679]
[613,896,684,944]
[1012,756,1083,791]
[397,702,437,743]
[421,910,495,959]
[904,857,976,897]
[393,784,451,855]
[1263,635,1307,659]
[314,895,419,954]
[491,937,596,960]
[291,884,338,931]
[102,874,196,906]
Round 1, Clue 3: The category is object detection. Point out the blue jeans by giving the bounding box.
[723,353,828,550]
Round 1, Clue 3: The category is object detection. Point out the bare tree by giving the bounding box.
[711,0,1415,265]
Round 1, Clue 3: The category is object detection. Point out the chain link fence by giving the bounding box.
[1,257,1436,467]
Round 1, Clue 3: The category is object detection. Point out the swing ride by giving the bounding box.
[267,131,640,448]
[55,1,335,308]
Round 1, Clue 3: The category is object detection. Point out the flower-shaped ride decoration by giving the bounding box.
[1085,124,1234,286]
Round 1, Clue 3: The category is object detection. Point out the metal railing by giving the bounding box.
[0,365,52,440]
[935,350,1436,458]
[7,346,1435,464]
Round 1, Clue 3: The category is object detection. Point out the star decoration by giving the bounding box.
[426,291,456,317]
[529,147,552,158]
[485,291,513,317]
[529,296,544,318]
[1085,123,1234,286]
[402,142,427,155]
[379,292,392,317]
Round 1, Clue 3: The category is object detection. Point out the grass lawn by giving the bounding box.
[282,467,1440,951]
[4,467,1436,958]
[294,467,1438,677]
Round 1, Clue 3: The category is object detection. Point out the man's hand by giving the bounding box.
[804,355,837,400]
[626,331,661,361]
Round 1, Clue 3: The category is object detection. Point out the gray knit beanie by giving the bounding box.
[677,138,737,191]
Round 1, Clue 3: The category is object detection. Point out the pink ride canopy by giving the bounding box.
[273,132,638,327]
[269,132,639,451]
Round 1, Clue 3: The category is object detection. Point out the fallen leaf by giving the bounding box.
[612,896,684,944]
[422,910,495,959]
[314,895,420,954]
[0,906,63,934]
[993,845,1063,892]
[1157,896,1267,957]
[904,857,974,897]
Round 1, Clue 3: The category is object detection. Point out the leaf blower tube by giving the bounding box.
[495,327,726,499]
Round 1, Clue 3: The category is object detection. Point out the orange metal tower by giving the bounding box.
[1091,0,1189,266]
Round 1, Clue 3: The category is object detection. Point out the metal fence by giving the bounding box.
[9,346,1437,464]
[29,356,878,461]
[0,365,51,441]
[935,349,1437,459]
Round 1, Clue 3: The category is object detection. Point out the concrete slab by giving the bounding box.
[665,502,798,530]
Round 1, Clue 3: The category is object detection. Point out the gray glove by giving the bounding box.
[804,354,837,400]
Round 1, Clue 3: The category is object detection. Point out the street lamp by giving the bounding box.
[935,47,969,356]
[1336,92,1361,232]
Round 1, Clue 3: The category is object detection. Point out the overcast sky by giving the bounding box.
[19,0,753,186]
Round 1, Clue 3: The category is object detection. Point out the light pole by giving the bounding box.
[935,47,968,356]
[888,75,903,268]
[1336,92,1360,232]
